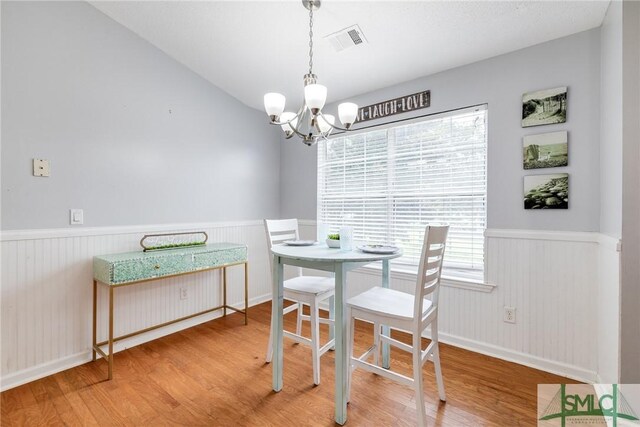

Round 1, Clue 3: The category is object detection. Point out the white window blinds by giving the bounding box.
[317,105,487,275]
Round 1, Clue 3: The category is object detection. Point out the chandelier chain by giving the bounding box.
[308,7,314,75]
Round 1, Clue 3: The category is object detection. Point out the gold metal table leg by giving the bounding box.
[108,286,114,380]
[223,267,227,317]
[92,280,97,361]
[244,262,249,325]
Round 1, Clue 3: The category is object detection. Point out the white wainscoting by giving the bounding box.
[596,233,622,383]
[0,220,273,391]
[1,222,621,390]
[301,224,612,383]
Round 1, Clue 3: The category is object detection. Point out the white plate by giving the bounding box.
[357,245,399,254]
[283,240,317,246]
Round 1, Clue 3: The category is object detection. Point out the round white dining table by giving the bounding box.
[269,243,402,425]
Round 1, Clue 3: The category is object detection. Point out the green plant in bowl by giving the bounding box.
[326,233,341,248]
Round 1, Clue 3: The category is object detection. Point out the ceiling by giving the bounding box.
[90,1,610,112]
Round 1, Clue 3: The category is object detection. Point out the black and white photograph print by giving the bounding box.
[523,131,568,169]
[522,86,567,127]
[524,173,569,209]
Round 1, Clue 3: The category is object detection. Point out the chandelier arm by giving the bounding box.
[290,104,310,138]
[269,118,313,140]
[269,109,303,127]
[329,122,350,132]
[273,107,314,140]
[269,117,311,140]
[317,111,351,133]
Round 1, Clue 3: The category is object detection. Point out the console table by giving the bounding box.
[92,242,248,380]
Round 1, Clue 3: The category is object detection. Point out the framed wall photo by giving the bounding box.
[524,173,569,209]
[523,131,568,169]
[522,87,567,127]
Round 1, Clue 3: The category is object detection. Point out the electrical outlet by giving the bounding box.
[180,287,188,300]
[504,306,516,323]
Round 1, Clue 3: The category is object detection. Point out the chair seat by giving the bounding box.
[347,286,432,320]
[284,276,334,295]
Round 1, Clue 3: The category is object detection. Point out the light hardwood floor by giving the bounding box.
[1,302,576,426]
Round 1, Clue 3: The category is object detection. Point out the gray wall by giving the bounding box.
[1,1,282,230]
[280,29,601,232]
[600,1,623,238]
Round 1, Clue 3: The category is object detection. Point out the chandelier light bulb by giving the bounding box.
[338,102,359,128]
[304,84,327,114]
[264,93,286,120]
[279,112,298,136]
[317,114,335,133]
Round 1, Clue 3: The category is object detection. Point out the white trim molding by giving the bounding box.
[0,220,266,241]
[484,228,601,243]
[597,233,623,252]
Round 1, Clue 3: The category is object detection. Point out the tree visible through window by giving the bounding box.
[317,105,487,278]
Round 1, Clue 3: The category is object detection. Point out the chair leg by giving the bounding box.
[266,311,274,363]
[296,302,304,337]
[431,320,446,402]
[310,300,321,385]
[346,307,355,403]
[413,333,427,427]
[373,321,380,366]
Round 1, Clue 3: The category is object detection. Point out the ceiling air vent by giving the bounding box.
[325,25,367,52]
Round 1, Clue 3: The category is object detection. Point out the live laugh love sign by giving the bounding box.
[356,90,431,123]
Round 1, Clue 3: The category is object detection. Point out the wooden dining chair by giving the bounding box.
[346,225,449,426]
[264,218,335,385]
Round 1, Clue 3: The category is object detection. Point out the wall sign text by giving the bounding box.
[357,90,431,123]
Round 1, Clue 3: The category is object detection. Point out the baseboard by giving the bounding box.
[0,293,272,392]
[309,305,597,383]
[0,351,95,393]
[422,329,598,383]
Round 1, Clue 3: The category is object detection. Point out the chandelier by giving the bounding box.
[263,0,359,146]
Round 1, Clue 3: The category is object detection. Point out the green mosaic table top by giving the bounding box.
[93,242,247,285]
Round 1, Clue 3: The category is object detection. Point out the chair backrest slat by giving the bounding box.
[424,270,439,283]
[427,246,445,257]
[414,225,449,321]
[269,232,298,244]
[423,279,439,296]
[425,259,443,271]
[264,219,302,277]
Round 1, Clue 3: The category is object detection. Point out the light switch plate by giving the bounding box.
[70,209,83,225]
[33,159,50,177]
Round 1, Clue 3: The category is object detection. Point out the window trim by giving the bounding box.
[317,104,489,282]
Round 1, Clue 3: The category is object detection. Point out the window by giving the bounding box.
[317,105,487,279]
